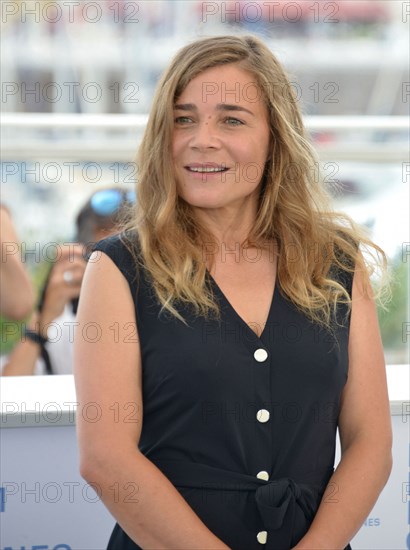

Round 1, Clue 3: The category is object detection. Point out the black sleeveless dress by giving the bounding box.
[93,232,353,550]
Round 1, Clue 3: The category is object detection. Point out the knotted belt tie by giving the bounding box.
[152,459,333,550]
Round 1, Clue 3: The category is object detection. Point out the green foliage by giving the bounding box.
[377,251,409,364]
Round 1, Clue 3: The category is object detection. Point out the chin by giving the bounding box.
[183,199,221,209]
[179,193,224,210]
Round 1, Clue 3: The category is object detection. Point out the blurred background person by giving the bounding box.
[1,187,135,376]
[0,203,35,320]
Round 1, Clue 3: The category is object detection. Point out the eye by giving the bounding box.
[174,116,193,124]
[224,117,244,126]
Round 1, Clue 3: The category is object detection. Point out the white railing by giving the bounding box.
[1,113,409,162]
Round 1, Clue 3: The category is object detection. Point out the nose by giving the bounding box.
[189,120,221,151]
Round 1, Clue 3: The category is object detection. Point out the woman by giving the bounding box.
[0,204,34,320]
[2,187,134,376]
[74,36,392,549]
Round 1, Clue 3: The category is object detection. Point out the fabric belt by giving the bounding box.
[152,458,333,550]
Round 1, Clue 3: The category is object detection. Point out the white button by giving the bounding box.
[257,531,268,544]
[254,348,268,362]
[256,409,270,423]
[256,470,270,481]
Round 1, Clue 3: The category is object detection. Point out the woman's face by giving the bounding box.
[172,64,271,212]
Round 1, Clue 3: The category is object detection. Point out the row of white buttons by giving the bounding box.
[257,472,269,543]
[255,348,269,544]
[255,350,269,424]
[257,467,269,544]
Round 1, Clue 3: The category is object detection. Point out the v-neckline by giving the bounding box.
[206,268,278,342]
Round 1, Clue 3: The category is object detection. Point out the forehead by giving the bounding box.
[176,64,266,107]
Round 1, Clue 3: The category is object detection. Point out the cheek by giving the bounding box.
[238,140,268,168]
[172,135,187,163]
[171,138,178,160]
[255,132,271,166]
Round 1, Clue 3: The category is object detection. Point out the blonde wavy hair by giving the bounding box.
[123,34,390,330]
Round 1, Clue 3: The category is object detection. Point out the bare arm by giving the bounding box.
[2,245,86,376]
[0,205,34,320]
[1,311,43,376]
[73,251,230,549]
[292,260,393,549]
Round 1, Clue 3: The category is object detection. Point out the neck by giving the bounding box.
[192,202,258,249]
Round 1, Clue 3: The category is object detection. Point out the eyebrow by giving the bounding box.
[173,103,255,116]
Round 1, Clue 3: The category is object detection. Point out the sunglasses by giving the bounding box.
[90,189,136,216]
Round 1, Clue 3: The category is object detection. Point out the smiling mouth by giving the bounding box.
[185,165,229,173]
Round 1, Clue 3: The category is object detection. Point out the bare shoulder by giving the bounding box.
[338,259,392,451]
[74,250,143,469]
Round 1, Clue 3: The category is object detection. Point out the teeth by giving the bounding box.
[188,166,226,173]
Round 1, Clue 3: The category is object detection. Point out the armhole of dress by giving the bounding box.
[334,237,357,301]
[92,234,141,300]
